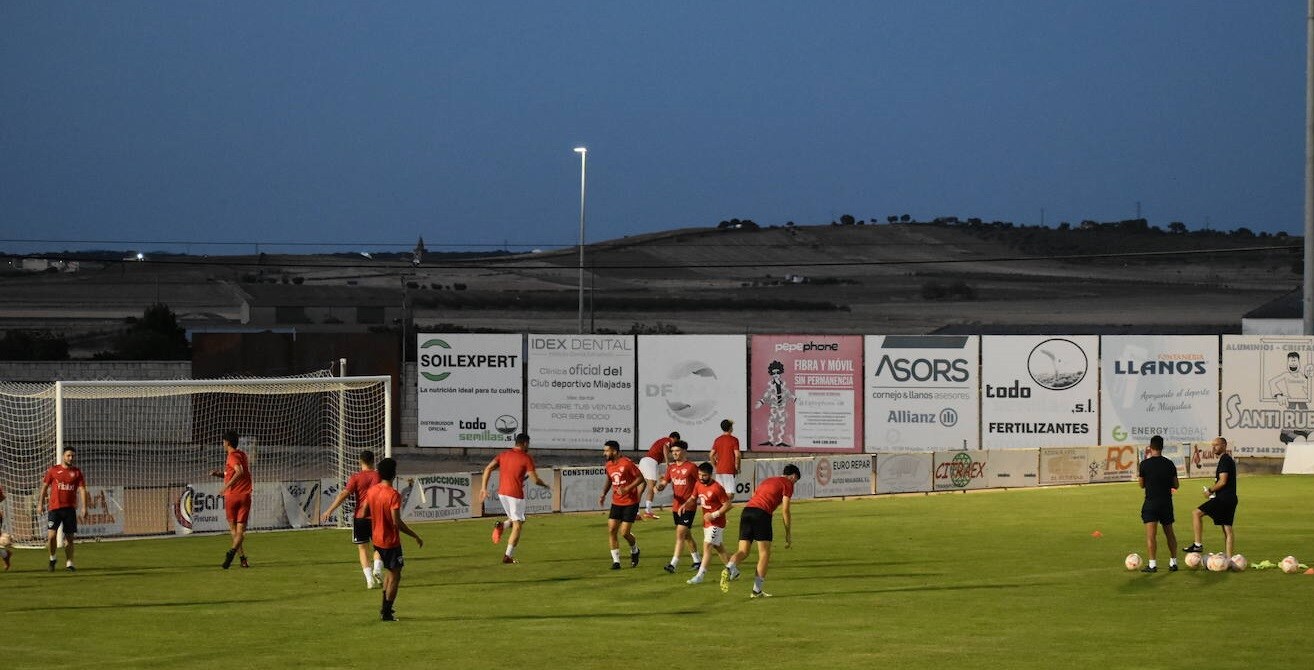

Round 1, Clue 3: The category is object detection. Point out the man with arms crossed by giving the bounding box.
[655,440,701,573]
[359,457,423,622]
[686,462,733,585]
[721,464,800,598]
[1184,436,1239,558]
[210,430,252,569]
[38,447,88,572]
[709,419,741,497]
[1137,435,1179,573]
[321,449,383,587]
[599,439,645,570]
[478,433,549,564]
[639,431,678,519]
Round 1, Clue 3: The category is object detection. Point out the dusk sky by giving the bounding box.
[1,2,1307,255]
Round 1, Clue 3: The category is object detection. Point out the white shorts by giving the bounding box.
[498,494,527,522]
[702,525,725,547]
[638,456,660,482]
[714,474,737,496]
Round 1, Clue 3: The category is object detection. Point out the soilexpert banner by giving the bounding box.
[637,335,747,453]
[864,335,979,453]
[417,334,523,448]
[528,335,636,449]
[749,335,863,453]
[1100,335,1218,446]
[1221,335,1314,457]
[981,336,1098,449]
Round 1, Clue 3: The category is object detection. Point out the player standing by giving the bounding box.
[686,462,733,585]
[37,447,88,572]
[210,429,252,569]
[1184,436,1239,558]
[655,440,701,573]
[709,419,741,497]
[721,464,800,598]
[478,433,549,564]
[0,484,11,570]
[1137,435,1179,573]
[359,457,424,622]
[320,449,383,588]
[639,431,678,519]
[599,439,645,570]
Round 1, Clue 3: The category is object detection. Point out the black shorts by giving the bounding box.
[47,507,78,535]
[352,517,373,545]
[1198,496,1238,526]
[377,546,404,570]
[609,504,639,523]
[1141,500,1174,525]
[738,506,774,543]
[672,509,695,528]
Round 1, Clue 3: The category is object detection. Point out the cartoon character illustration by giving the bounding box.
[754,360,795,447]
[1268,351,1314,443]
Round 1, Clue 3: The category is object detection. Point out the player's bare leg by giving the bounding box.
[1144,522,1158,565]
[1222,525,1235,557]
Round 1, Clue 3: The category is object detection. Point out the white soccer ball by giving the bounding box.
[0,532,11,548]
[1229,554,1248,572]
[1206,553,1230,572]
[1125,553,1143,571]
[1281,555,1300,574]
[1183,551,1203,569]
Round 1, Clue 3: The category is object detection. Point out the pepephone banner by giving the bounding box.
[527,334,636,449]
[864,335,979,452]
[749,335,863,453]
[1100,335,1219,446]
[637,335,747,455]
[1220,335,1314,458]
[416,334,523,448]
[981,336,1099,449]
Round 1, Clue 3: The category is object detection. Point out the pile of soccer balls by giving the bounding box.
[1128,552,1307,573]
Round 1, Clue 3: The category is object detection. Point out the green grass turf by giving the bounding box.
[4,475,1312,669]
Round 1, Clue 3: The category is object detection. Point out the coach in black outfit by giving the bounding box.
[1185,436,1238,558]
[1137,435,1179,573]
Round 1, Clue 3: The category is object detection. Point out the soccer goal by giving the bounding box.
[0,374,391,545]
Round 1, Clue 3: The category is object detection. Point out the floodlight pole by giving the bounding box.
[1304,0,1313,334]
[575,146,588,334]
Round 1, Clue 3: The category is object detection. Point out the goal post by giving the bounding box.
[0,375,391,545]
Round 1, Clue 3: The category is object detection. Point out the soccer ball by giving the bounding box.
[1183,552,1203,569]
[0,532,11,548]
[1229,554,1248,571]
[1281,556,1300,574]
[1125,553,1143,571]
[1206,553,1230,572]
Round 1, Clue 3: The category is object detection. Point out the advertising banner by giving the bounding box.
[981,336,1099,449]
[1100,335,1218,446]
[1160,442,1190,478]
[749,335,863,453]
[932,451,989,492]
[637,335,747,453]
[560,466,608,513]
[985,449,1039,488]
[417,334,523,448]
[1086,445,1140,484]
[173,482,229,534]
[874,452,934,494]
[280,480,320,529]
[864,335,979,452]
[319,478,346,526]
[1187,441,1220,477]
[527,335,636,449]
[80,486,125,538]
[482,468,557,516]
[813,455,873,497]
[1221,335,1314,458]
[1037,447,1091,486]
[400,473,474,521]
[753,458,816,500]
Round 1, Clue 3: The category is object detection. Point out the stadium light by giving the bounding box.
[574,146,588,334]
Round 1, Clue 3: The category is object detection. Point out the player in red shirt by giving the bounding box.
[686,461,734,585]
[0,484,9,570]
[37,447,88,572]
[358,457,423,622]
[709,419,741,496]
[478,433,549,564]
[599,439,646,570]
[209,430,252,569]
[721,464,801,598]
[639,431,679,519]
[321,449,383,588]
[655,440,701,573]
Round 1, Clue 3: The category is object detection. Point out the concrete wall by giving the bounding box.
[0,361,192,382]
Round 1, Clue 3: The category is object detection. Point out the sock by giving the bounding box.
[630,544,640,555]
[66,560,74,567]
[754,575,764,592]
[363,568,374,584]
[670,556,679,567]
[1148,560,1157,568]
[692,551,701,564]
[373,558,383,574]
[695,565,706,577]
[644,500,652,513]
[506,545,516,557]
[610,549,621,562]
[50,555,56,561]
[1169,557,1178,567]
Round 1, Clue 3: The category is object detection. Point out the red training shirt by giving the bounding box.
[605,457,643,506]
[43,465,86,510]
[225,449,253,496]
[710,434,740,475]
[365,483,402,550]
[694,480,731,529]
[645,436,673,461]
[495,448,537,498]
[745,476,794,514]
[663,460,699,509]
[345,469,381,518]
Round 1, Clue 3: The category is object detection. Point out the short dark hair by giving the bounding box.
[672,440,688,451]
[62,447,76,455]
[697,462,713,474]
[376,457,397,482]
[782,464,801,478]
[1149,435,1164,450]
[358,450,375,466]
[515,433,530,445]
[604,440,620,450]
[720,419,734,432]
[669,431,681,440]
[222,429,240,447]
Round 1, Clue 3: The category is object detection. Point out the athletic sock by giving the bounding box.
[630,544,640,555]
[506,545,516,557]
[692,551,701,564]
[1148,560,1157,568]
[363,568,374,584]
[610,549,621,562]
[754,575,764,591]
[670,557,679,567]
[49,555,56,562]
[1169,558,1178,567]
[373,558,383,574]
[644,501,652,513]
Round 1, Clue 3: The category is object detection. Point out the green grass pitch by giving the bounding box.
[4,475,1312,669]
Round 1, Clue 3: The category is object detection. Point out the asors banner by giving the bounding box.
[416,334,523,448]
[527,335,636,449]
[1221,335,1314,457]
[1100,335,1218,446]
[864,335,979,452]
[749,335,863,453]
[982,336,1099,449]
[637,335,747,454]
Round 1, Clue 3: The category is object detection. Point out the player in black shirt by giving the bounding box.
[1184,436,1238,557]
[1137,435,1179,572]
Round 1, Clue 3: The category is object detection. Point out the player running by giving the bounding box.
[478,433,549,564]
[639,431,679,519]
[359,457,423,622]
[210,430,252,569]
[721,464,800,598]
[599,439,645,570]
[654,440,701,573]
[686,462,733,585]
[38,447,88,572]
[321,449,384,588]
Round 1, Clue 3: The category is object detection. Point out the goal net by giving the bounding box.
[0,374,391,545]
